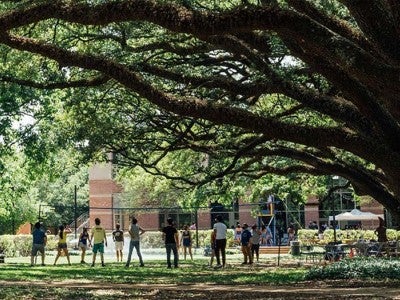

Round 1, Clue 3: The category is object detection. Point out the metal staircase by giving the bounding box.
[69,213,90,232]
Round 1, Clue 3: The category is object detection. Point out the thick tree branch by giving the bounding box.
[1,32,399,179]
[0,74,110,89]
[341,0,400,63]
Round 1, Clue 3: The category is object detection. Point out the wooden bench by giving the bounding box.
[259,246,291,255]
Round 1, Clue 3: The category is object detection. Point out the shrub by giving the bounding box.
[140,229,235,248]
[0,234,59,257]
[298,229,400,244]
[306,257,400,280]
[0,235,15,257]
[1,229,236,257]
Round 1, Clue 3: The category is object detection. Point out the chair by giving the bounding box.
[301,244,324,262]
[386,241,400,258]
[366,242,386,257]
[324,243,345,261]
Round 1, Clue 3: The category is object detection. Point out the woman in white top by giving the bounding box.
[250,224,261,262]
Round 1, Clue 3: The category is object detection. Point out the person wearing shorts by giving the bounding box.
[31,222,47,266]
[209,230,216,267]
[54,224,72,266]
[112,224,124,262]
[90,218,107,267]
[78,227,91,263]
[180,225,193,260]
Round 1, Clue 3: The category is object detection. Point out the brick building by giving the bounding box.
[89,162,386,232]
[304,195,385,230]
[88,162,256,231]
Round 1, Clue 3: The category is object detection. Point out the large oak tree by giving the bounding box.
[0,1,399,220]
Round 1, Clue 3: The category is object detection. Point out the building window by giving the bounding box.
[159,211,195,230]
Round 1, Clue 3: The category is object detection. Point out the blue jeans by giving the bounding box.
[165,243,178,268]
[126,240,144,266]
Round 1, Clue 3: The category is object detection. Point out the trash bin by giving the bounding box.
[290,241,301,256]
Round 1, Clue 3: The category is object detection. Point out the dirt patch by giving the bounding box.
[1,280,400,299]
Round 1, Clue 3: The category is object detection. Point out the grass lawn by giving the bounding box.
[1,256,305,285]
[4,254,400,299]
[0,254,307,299]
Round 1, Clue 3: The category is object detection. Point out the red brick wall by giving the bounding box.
[360,199,385,229]
[17,222,31,235]
[89,196,113,230]
[198,209,211,229]
[304,195,320,227]
[238,206,254,226]
[89,179,123,231]
[135,212,160,231]
[89,180,122,195]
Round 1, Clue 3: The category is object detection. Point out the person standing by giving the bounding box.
[54,224,71,266]
[287,224,295,243]
[213,215,227,268]
[90,217,107,267]
[240,223,252,265]
[31,222,47,266]
[234,223,242,245]
[126,217,145,267]
[209,230,216,267]
[260,225,267,245]
[78,227,91,264]
[112,224,124,262]
[162,217,179,269]
[250,224,261,263]
[180,225,193,260]
[375,217,388,243]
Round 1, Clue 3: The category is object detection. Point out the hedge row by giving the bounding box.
[306,257,400,280]
[3,228,398,257]
[0,235,59,257]
[298,228,400,244]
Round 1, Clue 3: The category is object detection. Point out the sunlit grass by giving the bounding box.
[0,258,306,285]
[0,258,308,299]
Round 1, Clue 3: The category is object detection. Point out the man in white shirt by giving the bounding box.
[213,215,227,268]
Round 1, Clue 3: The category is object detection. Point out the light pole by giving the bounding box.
[74,185,77,239]
[328,177,350,244]
[331,193,337,244]
[38,203,42,222]
[10,186,16,235]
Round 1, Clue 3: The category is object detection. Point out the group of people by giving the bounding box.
[159,218,197,268]
[208,216,266,268]
[30,217,146,268]
[30,216,196,269]
[231,222,266,265]
[234,222,273,246]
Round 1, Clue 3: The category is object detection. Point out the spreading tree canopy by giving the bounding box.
[0,1,399,220]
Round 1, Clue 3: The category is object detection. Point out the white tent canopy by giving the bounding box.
[329,209,384,221]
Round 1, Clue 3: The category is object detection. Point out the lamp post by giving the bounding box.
[74,185,77,239]
[10,186,16,235]
[331,193,337,244]
[11,201,15,235]
[194,208,199,248]
[38,203,42,222]
[328,177,350,244]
